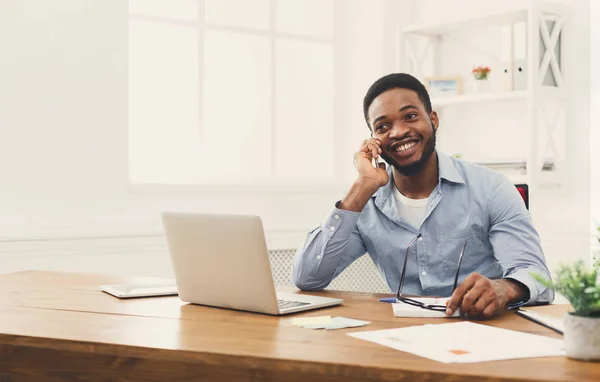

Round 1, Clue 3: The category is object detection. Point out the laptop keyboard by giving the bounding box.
[278,299,311,310]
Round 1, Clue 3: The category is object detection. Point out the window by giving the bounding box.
[128,0,338,188]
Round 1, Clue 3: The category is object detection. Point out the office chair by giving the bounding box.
[515,184,529,210]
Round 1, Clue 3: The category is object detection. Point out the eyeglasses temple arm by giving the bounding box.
[452,240,468,291]
[396,234,421,298]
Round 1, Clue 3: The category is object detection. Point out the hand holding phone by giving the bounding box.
[339,138,389,212]
[353,138,388,187]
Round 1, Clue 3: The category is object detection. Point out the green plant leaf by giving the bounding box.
[533,261,600,315]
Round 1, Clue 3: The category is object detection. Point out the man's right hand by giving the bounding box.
[354,138,389,189]
[338,139,389,212]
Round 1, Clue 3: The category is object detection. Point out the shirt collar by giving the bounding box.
[437,151,465,184]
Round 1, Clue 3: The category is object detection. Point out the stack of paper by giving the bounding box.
[348,321,565,363]
[292,316,370,330]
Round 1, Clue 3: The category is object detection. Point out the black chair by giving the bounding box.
[515,184,529,210]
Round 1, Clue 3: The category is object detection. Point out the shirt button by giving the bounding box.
[329,226,335,232]
[418,237,423,242]
[421,271,427,276]
[334,214,340,220]
[317,255,322,260]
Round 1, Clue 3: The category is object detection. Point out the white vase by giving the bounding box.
[564,313,600,361]
[473,79,492,93]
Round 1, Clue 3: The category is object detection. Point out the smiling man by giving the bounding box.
[292,73,554,319]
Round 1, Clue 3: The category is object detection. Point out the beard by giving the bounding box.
[381,126,436,177]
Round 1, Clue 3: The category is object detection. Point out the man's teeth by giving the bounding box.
[396,141,417,152]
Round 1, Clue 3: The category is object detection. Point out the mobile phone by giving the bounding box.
[372,155,381,168]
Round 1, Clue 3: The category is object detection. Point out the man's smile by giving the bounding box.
[387,138,421,159]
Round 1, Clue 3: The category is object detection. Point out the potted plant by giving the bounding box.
[472,65,492,93]
[533,261,600,361]
[472,65,491,80]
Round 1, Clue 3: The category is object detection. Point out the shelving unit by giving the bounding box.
[397,1,570,194]
[431,90,528,108]
[402,9,527,36]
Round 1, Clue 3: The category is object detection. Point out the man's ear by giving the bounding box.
[430,111,439,131]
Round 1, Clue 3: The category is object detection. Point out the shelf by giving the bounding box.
[471,161,559,186]
[402,9,528,36]
[504,171,560,186]
[431,90,528,108]
[475,160,555,172]
[399,1,569,191]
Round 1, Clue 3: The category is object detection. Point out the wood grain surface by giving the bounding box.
[0,271,596,382]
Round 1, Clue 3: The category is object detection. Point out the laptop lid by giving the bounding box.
[161,212,281,315]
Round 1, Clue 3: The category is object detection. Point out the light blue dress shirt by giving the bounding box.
[292,151,554,306]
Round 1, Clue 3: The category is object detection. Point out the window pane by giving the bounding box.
[129,21,200,184]
[275,40,334,178]
[129,0,197,21]
[202,30,271,182]
[205,0,270,30]
[276,0,334,38]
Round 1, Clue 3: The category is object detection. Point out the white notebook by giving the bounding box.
[516,308,564,334]
[392,297,459,318]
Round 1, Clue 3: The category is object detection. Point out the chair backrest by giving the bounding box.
[515,184,529,210]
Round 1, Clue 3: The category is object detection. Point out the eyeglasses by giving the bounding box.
[395,234,467,311]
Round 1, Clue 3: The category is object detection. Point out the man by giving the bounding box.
[292,73,553,319]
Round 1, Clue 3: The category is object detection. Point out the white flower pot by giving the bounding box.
[564,313,600,361]
[473,79,492,93]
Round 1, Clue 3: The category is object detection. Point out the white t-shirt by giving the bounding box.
[393,186,429,229]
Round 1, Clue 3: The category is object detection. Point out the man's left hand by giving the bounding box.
[445,273,528,319]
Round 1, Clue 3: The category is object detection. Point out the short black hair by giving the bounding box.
[362,73,432,130]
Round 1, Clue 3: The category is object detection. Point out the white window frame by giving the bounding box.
[127,0,346,194]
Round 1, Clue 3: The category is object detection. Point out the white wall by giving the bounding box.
[0,0,131,238]
[0,0,387,275]
[591,0,600,223]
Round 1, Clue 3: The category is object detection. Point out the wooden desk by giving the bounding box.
[0,271,596,382]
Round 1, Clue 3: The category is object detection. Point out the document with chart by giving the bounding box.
[348,321,565,363]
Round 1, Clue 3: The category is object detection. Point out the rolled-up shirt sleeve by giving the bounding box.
[487,176,554,306]
[291,202,367,290]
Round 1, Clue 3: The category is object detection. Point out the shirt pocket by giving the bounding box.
[439,228,489,279]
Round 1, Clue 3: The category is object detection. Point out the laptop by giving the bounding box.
[161,212,343,315]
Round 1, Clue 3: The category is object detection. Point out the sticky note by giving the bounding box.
[292,316,332,326]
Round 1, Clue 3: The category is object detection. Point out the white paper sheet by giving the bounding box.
[295,316,370,330]
[348,321,565,363]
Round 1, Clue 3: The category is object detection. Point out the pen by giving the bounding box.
[378,297,397,303]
